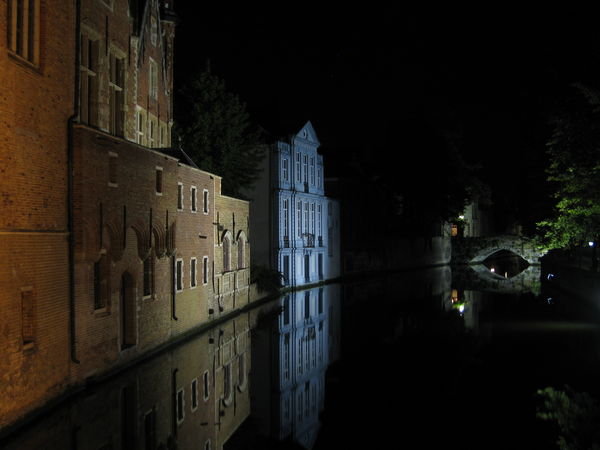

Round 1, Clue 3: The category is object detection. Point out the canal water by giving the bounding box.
[3,258,600,449]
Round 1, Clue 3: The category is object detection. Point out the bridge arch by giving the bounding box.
[451,235,546,265]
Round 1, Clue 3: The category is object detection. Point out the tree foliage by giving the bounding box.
[537,386,600,450]
[537,83,600,250]
[174,69,265,198]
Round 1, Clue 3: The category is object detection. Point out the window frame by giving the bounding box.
[175,258,184,292]
[7,0,41,67]
[190,257,197,289]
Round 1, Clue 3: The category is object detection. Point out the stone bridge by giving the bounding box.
[451,235,546,265]
[451,264,541,295]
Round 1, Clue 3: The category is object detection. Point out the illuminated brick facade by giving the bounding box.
[0,0,254,431]
[0,0,75,429]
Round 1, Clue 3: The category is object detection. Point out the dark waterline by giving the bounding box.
[3,261,600,450]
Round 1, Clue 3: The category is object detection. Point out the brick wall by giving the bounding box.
[0,0,75,429]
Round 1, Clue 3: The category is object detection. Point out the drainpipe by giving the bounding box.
[68,0,82,364]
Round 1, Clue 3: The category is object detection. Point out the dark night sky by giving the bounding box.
[173,5,600,230]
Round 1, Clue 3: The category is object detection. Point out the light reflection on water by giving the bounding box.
[3,265,600,449]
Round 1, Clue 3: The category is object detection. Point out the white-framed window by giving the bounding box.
[282,158,289,182]
[108,152,118,187]
[310,203,315,234]
[7,0,40,66]
[303,155,308,183]
[203,370,210,401]
[204,440,211,450]
[317,204,322,239]
[190,257,197,288]
[317,166,323,189]
[175,258,183,291]
[108,52,125,137]
[191,378,198,411]
[203,189,209,214]
[310,157,315,185]
[304,203,309,234]
[177,182,184,210]
[136,109,146,145]
[297,201,302,237]
[295,152,301,182]
[191,186,197,212]
[80,33,99,126]
[283,333,290,381]
[282,199,289,240]
[176,388,185,424]
[149,58,158,100]
[238,353,247,391]
[202,256,209,285]
[148,116,156,147]
[155,167,163,195]
[159,122,167,147]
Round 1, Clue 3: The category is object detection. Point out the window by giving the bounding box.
[223,235,231,272]
[295,152,301,182]
[203,371,210,401]
[21,287,34,349]
[202,256,208,285]
[283,296,290,326]
[318,288,323,314]
[297,202,302,237]
[310,203,315,235]
[94,253,109,310]
[175,259,183,291]
[204,441,211,450]
[317,204,322,240]
[310,157,315,185]
[223,364,233,406]
[303,155,308,183]
[159,123,166,147]
[7,0,40,65]
[190,257,197,288]
[203,189,209,214]
[176,388,185,424]
[304,291,310,319]
[238,354,247,390]
[150,16,157,46]
[191,379,198,411]
[108,152,118,187]
[109,53,125,137]
[177,183,183,210]
[282,199,289,242]
[191,186,197,212]
[237,237,245,269]
[317,166,322,189]
[143,255,154,297]
[136,109,146,145]
[283,334,290,381]
[282,158,289,182]
[155,167,163,194]
[149,58,158,100]
[80,34,99,125]
[304,203,309,235]
[148,117,155,147]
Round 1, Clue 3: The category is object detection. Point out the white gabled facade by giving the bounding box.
[249,121,340,288]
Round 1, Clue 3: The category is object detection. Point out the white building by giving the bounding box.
[248,121,340,287]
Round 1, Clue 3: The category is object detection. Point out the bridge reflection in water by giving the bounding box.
[4,265,600,449]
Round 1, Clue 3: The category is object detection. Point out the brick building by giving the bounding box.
[0,0,75,429]
[1,0,253,430]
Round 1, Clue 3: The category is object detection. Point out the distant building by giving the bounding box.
[248,121,340,288]
[451,198,491,237]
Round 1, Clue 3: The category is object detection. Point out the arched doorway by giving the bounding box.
[120,271,137,350]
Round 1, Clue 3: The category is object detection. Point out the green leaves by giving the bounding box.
[537,83,600,250]
[174,70,265,198]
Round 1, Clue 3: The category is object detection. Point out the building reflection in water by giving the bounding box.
[250,285,341,449]
[1,312,253,450]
